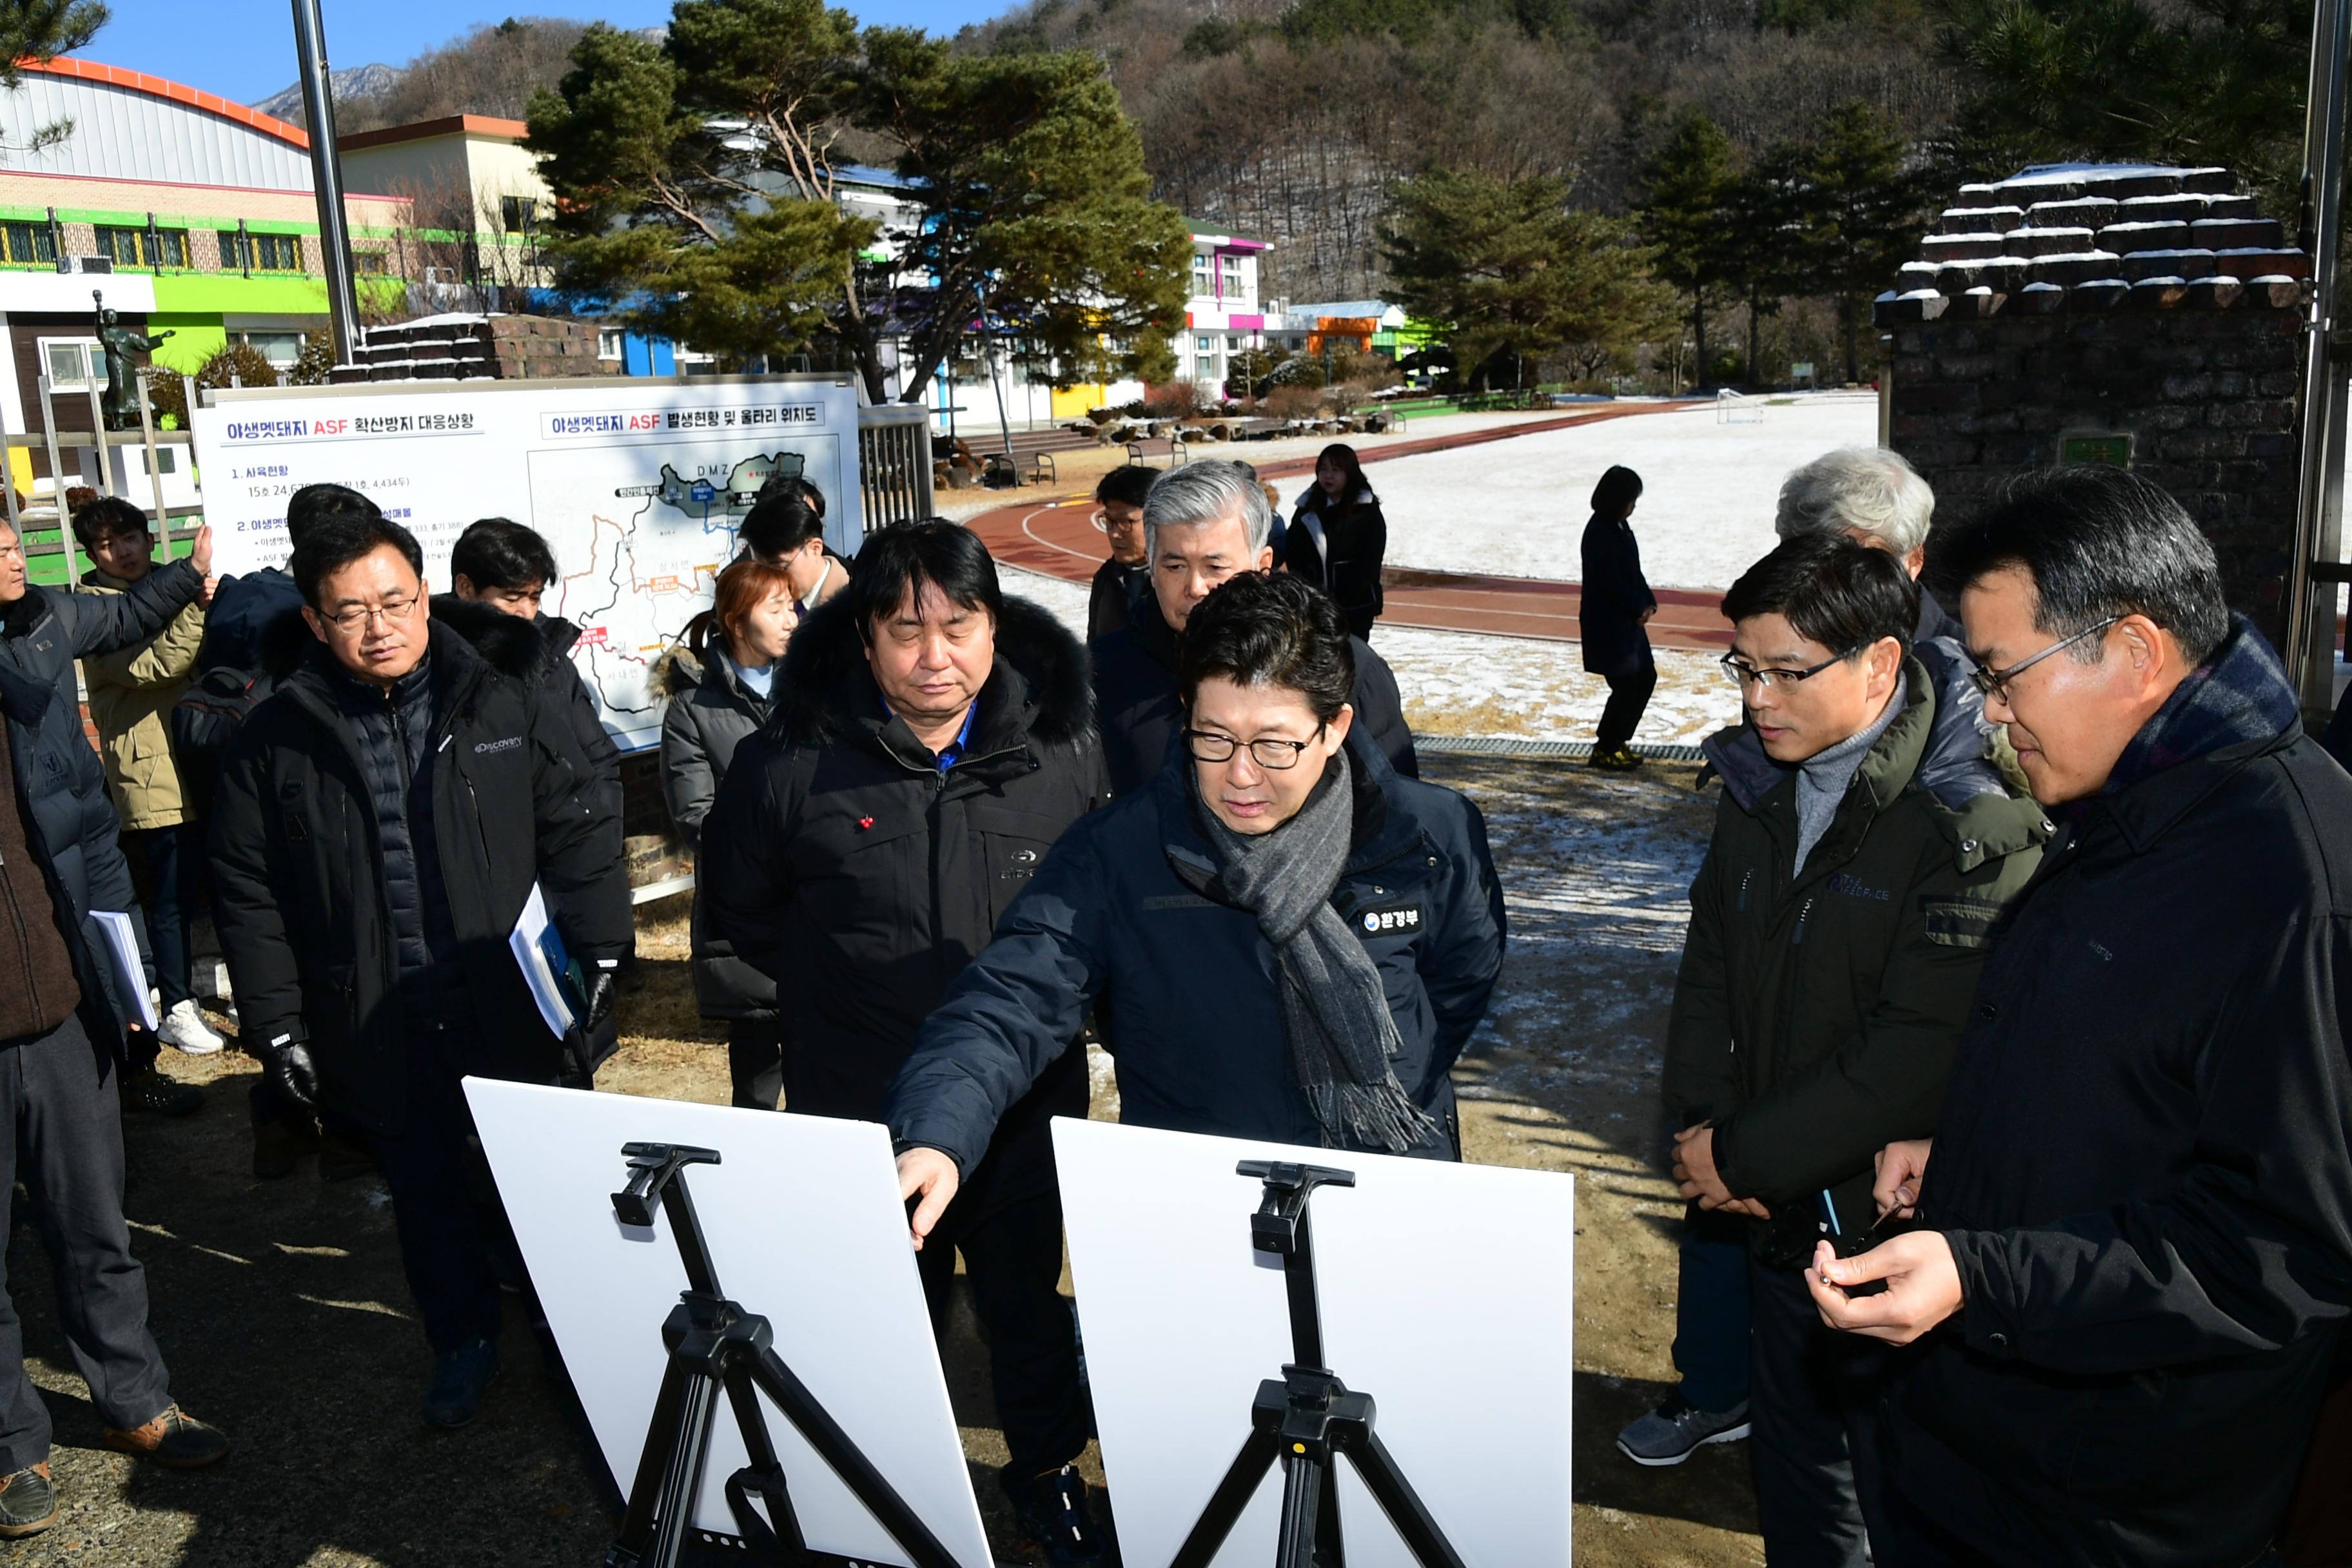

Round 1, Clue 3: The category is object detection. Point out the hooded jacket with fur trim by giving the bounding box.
[208,609,631,1133]
[701,592,1110,1117]
[657,643,775,1021]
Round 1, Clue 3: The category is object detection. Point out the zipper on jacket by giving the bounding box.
[1736,867,1754,912]
[1790,895,1816,947]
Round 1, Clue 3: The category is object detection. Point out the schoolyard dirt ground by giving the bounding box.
[7,753,1758,1566]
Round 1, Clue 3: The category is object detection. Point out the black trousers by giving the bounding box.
[727,1017,783,1111]
[1750,1259,1894,1568]
[371,1023,532,1358]
[1596,664,1658,752]
[0,1012,175,1471]
[121,823,202,1010]
[786,1043,1092,1480]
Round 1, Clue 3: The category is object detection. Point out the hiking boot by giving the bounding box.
[1589,743,1645,771]
[122,1068,203,1117]
[158,999,226,1055]
[1615,1393,1750,1466]
[103,1405,230,1469]
[424,1337,500,1429]
[1004,1462,1108,1564]
[0,1463,54,1538]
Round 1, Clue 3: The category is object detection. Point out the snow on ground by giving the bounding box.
[1360,392,1881,591]
[1006,566,1740,747]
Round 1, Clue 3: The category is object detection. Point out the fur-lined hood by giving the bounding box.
[654,643,707,701]
[770,591,1093,753]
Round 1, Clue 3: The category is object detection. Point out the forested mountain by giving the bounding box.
[961,0,1966,302]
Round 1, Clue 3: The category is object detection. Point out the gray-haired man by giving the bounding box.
[1088,460,1418,796]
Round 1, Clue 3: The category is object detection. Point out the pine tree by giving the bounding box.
[1380,169,1674,393]
[1804,101,1936,384]
[528,2,1191,402]
[1638,112,1744,391]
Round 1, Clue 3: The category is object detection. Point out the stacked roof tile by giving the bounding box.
[1874,163,2311,322]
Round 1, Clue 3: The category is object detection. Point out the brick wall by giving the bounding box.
[1880,163,2309,647]
[1888,305,2303,643]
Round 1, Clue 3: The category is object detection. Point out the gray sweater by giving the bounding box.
[1793,688,1902,876]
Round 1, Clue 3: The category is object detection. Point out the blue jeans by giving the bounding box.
[1672,1206,1752,1413]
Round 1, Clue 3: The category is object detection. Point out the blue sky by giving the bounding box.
[83,0,1007,109]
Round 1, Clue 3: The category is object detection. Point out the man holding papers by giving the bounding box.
[209,511,628,1431]
[0,514,227,1536]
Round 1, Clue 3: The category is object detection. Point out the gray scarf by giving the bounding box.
[1173,749,1442,1153]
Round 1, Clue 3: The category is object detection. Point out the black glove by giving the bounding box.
[583,968,617,1035]
[262,1035,321,1113]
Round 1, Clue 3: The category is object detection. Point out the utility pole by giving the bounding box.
[291,0,363,365]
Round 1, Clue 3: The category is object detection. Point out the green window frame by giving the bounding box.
[0,221,55,265]
[217,230,304,272]
[93,225,188,268]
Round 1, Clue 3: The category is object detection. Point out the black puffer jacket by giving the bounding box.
[1890,620,2352,1567]
[702,593,1110,1117]
[208,611,632,1133]
[658,647,774,1021]
[0,569,199,1047]
[432,597,623,841]
[1089,592,1418,798]
[1286,485,1387,639]
[883,725,1506,1174]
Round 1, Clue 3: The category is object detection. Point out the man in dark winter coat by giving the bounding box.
[1810,467,2352,1568]
[446,516,623,833]
[1580,465,1656,769]
[1658,536,2045,1562]
[887,570,1504,1182]
[702,521,1112,1565]
[0,518,230,1536]
[208,513,630,1430]
[1090,460,1416,796]
[1084,464,1155,641]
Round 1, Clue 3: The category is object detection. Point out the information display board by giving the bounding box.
[191,375,863,750]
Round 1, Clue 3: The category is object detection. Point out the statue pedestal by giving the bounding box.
[64,435,201,513]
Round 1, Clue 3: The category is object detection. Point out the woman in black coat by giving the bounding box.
[1580,465,1656,770]
[1284,442,1388,641]
[661,556,796,1108]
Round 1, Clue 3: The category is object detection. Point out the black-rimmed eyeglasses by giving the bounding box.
[1967,616,2119,705]
[1718,647,1862,691]
[1182,727,1324,769]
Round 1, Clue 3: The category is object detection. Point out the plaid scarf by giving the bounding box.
[2102,614,2300,799]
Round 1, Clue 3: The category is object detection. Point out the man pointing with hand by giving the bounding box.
[1810,469,2352,1567]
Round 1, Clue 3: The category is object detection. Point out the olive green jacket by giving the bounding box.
[1662,659,2050,1250]
[79,567,204,830]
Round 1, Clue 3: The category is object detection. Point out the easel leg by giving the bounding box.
[1348,1429,1468,1568]
[1171,1426,1282,1568]
[720,1352,807,1560]
[744,1345,966,1568]
[1274,1449,1340,1568]
[611,1353,721,1568]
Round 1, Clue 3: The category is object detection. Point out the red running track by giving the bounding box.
[963,402,1735,651]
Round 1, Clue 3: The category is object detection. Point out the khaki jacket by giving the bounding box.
[79,567,204,829]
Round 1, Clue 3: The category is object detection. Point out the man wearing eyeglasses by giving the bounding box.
[1806,467,2352,1568]
[1084,464,1156,640]
[1661,533,2046,1563]
[207,511,629,1431]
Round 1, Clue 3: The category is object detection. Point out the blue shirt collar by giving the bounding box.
[882,696,979,772]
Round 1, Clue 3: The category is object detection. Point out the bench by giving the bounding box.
[974,426,1101,487]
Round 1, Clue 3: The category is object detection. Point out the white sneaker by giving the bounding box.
[158,999,225,1055]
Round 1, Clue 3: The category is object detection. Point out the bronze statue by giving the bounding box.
[93,293,173,431]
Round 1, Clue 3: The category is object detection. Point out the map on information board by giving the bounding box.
[191,375,864,752]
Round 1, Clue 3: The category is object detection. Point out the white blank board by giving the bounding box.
[465,1080,992,1567]
[1054,1119,1575,1568]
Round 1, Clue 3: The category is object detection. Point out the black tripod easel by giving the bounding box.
[603,1142,965,1568]
[1171,1161,1468,1568]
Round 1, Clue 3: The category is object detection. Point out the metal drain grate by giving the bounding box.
[1415,734,1708,763]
